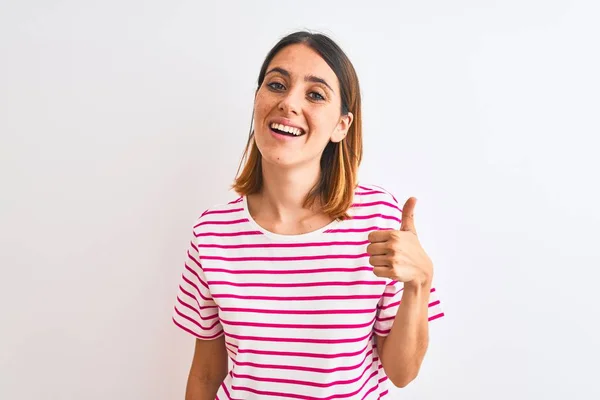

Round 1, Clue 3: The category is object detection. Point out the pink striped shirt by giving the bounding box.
[172,184,444,399]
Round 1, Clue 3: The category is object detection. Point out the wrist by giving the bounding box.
[404,276,432,293]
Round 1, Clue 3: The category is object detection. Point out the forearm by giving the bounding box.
[185,374,223,400]
[380,281,431,387]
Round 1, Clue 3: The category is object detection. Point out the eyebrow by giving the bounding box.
[265,67,335,93]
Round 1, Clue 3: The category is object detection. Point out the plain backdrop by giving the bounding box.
[1,0,599,399]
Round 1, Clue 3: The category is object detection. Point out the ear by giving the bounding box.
[331,112,354,143]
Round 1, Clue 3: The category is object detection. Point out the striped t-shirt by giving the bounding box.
[172,184,444,399]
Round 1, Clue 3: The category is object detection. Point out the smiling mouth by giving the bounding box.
[269,123,306,137]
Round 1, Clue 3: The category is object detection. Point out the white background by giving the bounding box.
[1,0,599,399]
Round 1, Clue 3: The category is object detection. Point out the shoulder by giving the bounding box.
[191,195,246,235]
[354,183,401,207]
[351,183,403,228]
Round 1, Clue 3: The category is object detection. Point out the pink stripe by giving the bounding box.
[177,297,200,317]
[231,370,379,400]
[196,231,262,237]
[381,300,401,310]
[184,264,206,288]
[181,275,212,302]
[230,341,371,359]
[187,249,201,268]
[225,330,372,344]
[429,312,445,321]
[326,227,382,233]
[202,207,243,215]
[351,213,400,223]
[231,349,375,374]
[219,306,376,315]
[209,280,385,288]
[373,327,390,335]
[369,185,398,202]
[195,218,249,227]
[381,287,403,298]
[352,201,401,213]
[376,315,395,323]
[177,297,219,321]
[219,315,376,329]
[379,309,445,326]
[360,383,379,400]
[189,240,198,253]
[221,384,237,400]
[226,345,238,356]
[172,317,223,339]
[201,253,369,262]
[213,293,382,301]
[355,190,385,195]
[203,266,374,275]
[178,286,217,310]
[178,286,201,310]
[379,297,436,319]
[174,306,220,330]
[177,292,217,311]
[228,197,243,204]
[380,288,438,309]
[230,360,375,388]
[197,240,369,249]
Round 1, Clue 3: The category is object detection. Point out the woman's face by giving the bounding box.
[253,43,353,169]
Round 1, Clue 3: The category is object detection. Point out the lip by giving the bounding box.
[268,117,306,134]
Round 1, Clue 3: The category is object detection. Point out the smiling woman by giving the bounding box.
[234,33,362,221]
[172,31,444,400]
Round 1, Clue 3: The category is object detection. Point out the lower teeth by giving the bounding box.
[274,129,297,136]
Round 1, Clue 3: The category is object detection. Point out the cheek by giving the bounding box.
[308,113,336,140]
[254,91,275,119]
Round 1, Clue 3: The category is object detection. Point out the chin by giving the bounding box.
[261,151,301,169]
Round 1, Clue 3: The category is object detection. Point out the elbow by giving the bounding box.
[387,364,421,388]
[390,372,418,388]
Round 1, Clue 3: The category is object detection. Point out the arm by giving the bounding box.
[185,336,228,400]
[376,280,431,388]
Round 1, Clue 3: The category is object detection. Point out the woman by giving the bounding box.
[172,31,444,399]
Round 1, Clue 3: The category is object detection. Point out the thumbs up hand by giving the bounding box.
[367,197,433,287]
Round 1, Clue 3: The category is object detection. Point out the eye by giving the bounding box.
[309,92,325,101]
[267,82,285,91]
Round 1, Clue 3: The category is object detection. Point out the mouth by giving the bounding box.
[269,122,306,137]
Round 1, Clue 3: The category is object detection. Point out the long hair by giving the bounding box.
[232,31,362,220]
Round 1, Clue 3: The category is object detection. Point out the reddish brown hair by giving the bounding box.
[232,31,362,220]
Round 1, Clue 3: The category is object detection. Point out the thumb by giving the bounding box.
[400,197,418,235]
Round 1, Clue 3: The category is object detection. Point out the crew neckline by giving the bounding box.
[241,196,341,241]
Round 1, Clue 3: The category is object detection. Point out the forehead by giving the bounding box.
[267,44,339,90]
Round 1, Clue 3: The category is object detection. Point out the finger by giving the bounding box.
[366,242,389,256]
[400,197,418,235]
[368,229,392,243]
[372,266,394,278]
[369,254,390,267]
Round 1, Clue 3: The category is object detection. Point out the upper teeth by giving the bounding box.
[270,123,303,136]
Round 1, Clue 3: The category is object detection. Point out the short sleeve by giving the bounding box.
[172,227,224,340]
[370,187,445,336]
[374,280,445,337]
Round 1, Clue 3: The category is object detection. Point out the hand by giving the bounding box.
[367,197,433,287]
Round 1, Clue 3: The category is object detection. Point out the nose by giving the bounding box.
[278,89,301,115]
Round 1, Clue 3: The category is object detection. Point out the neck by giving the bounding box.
[252,160,322,223]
